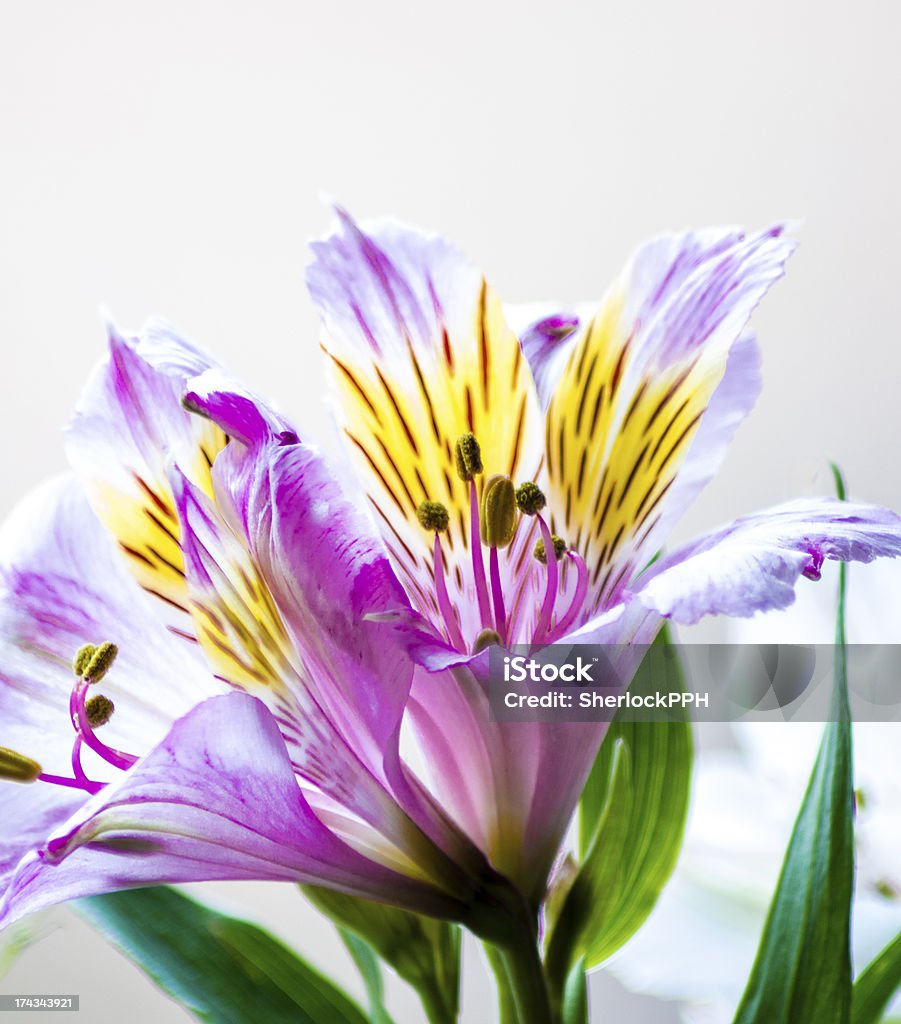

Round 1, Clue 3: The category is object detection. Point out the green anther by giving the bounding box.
[472,628,502,654]
[73,643,97,676]
[416,500,450,533]
[84,641,118,682]
[454,433,483,481]
[534,535,567,564]
[515,481,546,516]
[0,746,42,784]
[85,694,116,728]
[480,475,517,549]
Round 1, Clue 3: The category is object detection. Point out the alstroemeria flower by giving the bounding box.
[301,211,901,900]
[0,328,488,931]
[2,211,901,931]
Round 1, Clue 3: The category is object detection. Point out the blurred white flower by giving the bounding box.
[608,560,901,1023]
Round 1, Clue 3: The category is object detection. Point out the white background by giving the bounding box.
[2,1,899,1020]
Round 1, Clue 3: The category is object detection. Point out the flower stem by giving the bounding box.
[495,929,555,1024]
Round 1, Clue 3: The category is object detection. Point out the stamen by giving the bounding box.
[416,500,450,533]
[82,642,118,682]
[71,734,87,782]
[533,516,560,642]
[454,433,483,481]
[73,643,97,676]
[469,481,493,628]
[432,534,466,651]
[489,547,507,642]
[36,771,104,795]
[548,551,589,640]
[533,535,567,565]
[472,628,502,654]
[480,475,517,549]
[0,746,42,783]
[0,744,102,795]
[514,481,546,516]
[85,694,115,728]
[70,679,137,772]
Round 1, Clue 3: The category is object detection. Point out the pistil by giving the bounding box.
[417,501,465,650]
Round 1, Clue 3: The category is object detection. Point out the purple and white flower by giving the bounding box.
[2,210,900,931]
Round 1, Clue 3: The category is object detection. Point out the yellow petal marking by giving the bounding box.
[89,421,227,628]
[324,278,542,632]
[546,285,728,608]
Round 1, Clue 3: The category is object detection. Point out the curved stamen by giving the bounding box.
[433,534,466,651]
[533,515,559,643]
[548,550,589,641]
[469,481,492,629]
[70,678,137,771]
[70,734,90,785]
[38,771,104,795]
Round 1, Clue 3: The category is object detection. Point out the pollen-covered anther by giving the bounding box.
[472,628,502,654]
[83,641,118,682]
[479,475,517,549]
[515,481,546,516]
[454,432,483,481]
[416,500,450,533]
[73,643,97,676]
[85,694,116,728]
[0,746,42,784]
[534,535,567,564]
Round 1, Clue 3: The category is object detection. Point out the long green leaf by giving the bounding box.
[78,886,368,1024]
[545,627,693,989]
[853,931,901,1024]
[338,928,396,1024]
[731,483,854,1024]
[303,886,460,1024]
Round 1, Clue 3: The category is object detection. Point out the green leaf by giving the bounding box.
[303,886,460,1024]
[337,928,396,1024]
[545,626,693,991]
[852,930,901,1024]
[78,886,368,1024]
[731,507,854,1024]
[561,959,589,1024]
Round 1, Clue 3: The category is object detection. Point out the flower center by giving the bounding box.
[415,433,588,653]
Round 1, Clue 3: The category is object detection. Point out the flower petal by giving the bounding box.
[514,307,582,410]
[633,498,901,624]
[0,475,214,778]
[169,454,479,885]
[544,227,795,614]
[404,604,647,902]
[0,693,464,930]
[307,208,544,647]
[65,323,227,637]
